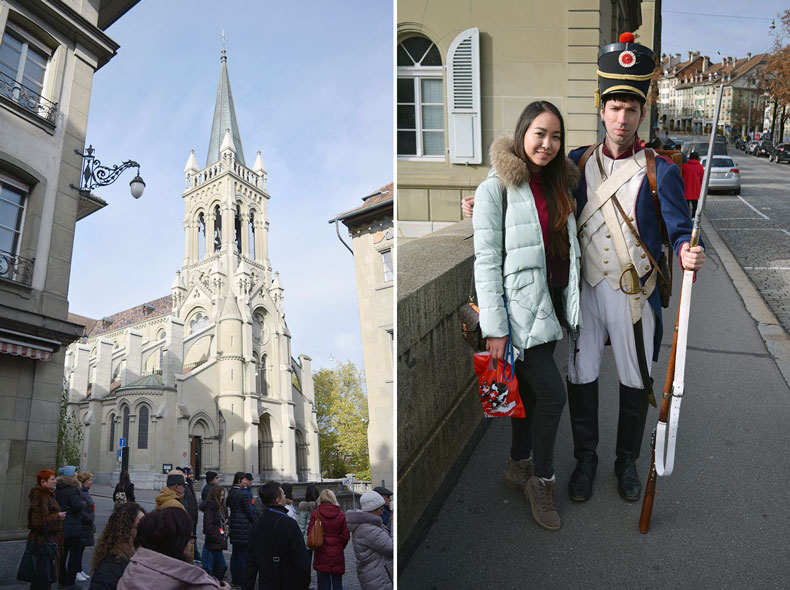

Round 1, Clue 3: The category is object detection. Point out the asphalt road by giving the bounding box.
[400,205,790,587]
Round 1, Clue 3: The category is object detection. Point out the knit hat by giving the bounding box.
[360,491,385,512]
[58,466,77,478]
[244,472,253,482]
[167,470,185,486]
[205,471,218,482]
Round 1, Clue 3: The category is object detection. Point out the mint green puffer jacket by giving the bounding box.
[473,136,582,355]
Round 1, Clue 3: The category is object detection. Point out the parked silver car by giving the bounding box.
[701,156,741,194]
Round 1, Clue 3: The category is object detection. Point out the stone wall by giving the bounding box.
[397,219,486,562]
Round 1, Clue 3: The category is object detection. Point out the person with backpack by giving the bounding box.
[113,471,135,505]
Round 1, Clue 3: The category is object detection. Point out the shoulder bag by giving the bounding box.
[17,511,58,583]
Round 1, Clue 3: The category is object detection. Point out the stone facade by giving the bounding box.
[332,184,394,490]
[63,50,320,487]
[397,0,652,237]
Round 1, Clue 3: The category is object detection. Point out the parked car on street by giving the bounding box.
[701,156,741,194]
[755,141,775,158]
[682,139,727,158]
[771,143,790,164]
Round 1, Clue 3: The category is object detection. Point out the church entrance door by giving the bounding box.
[190,436,202,477]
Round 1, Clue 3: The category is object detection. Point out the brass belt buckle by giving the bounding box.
[619,264,641,295]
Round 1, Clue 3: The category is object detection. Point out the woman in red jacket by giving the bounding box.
[307,490,350,590]
[682,151,705,219]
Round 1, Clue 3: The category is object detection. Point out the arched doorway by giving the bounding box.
[191,419,209,477]
[258,414,273,477]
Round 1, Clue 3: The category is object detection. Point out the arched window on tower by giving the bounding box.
[234,205,242,253]
[122,405,130,440]
[198,213,206,259]
[137,405,149,449]
[109,413,116,451]
[258,354,267,396]
[213,205,222,252]
[248,212,255,260]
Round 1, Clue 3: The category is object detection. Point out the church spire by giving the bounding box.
[206,40,246,167]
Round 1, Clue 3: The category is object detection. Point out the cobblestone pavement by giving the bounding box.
[703,146,790,336]
[1,484,361,589]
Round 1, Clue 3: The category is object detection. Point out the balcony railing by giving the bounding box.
[0,71,57,125]
[0,249,34,286]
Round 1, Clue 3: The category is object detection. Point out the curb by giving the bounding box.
[701,217,790,388]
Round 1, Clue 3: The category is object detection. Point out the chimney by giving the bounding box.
[702,56,709,72]
[747,52,752,60]
[688,51,693,62]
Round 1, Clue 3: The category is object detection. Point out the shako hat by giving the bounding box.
[596,32,655,107]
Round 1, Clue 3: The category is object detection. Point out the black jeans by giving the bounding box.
[509,341,566,479]
[59,536,80,585]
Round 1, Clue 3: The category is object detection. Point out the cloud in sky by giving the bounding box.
[67,1,393,372]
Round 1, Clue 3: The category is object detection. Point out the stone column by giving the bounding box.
[162,318,184,388]
[69,344,90,402]
[93,339,113,399]
[122,330,142,386]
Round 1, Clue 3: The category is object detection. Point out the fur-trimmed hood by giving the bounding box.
[56,475,80,489]
[489,135,580,192]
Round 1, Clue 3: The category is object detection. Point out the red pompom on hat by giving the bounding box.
[619,32,635,43]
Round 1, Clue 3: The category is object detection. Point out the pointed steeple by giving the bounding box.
[206,47,246,167]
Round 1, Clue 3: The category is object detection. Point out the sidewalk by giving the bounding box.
[400,220,790,589]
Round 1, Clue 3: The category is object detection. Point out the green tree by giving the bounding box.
[56,387,83,468]
[313,361,370,481]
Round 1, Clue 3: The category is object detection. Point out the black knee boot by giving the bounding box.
[615,383,650,501]
[567,380,599,502]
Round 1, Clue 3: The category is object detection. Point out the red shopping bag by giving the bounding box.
[473,350,525,418]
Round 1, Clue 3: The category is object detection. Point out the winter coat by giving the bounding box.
[682,158,704,201]
[227,485,255,546]
[200,498,228,552]
[113,482,135,503]
[285,503,298,521]
[201,482,215,501]
[155,486,186,511]
[308,503,350,575]
[183,481,199,529]
[78,485,96,547]
[89,556,129,590]
[27,485,63,555]
[54,475,83,539]
[242,505,311,590]
[473,136,582,353]
[116,547,230,590]
[296,501,316,544]
[346,510,393,590]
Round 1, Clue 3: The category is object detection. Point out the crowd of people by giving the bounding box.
[23,466,393,590]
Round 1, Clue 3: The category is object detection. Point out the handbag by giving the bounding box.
[473,338,525,418]
[306,513,324,549]
[17,518,57,583]
[458,186,508,350]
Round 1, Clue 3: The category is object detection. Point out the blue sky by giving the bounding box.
[662,0,787,59]
[68,1,393,372]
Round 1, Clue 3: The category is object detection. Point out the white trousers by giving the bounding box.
[567,280,656,388]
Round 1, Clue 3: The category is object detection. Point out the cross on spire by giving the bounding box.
[220,29,229,53]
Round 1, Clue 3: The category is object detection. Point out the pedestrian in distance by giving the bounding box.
[75,471,96,583]
[281,483,298,520]
[242,481,311,590]
[202,471,219,501]
[307,489,350,590]
[296,484,319,565]
[113,470,135,505]
[89,502,145,590]
[116,507,230,589]
[179,466,201,562]
[54,465,84,587]
[25,469,66,590]
[346,491,393,590]
[682,151,704,219]
[472,100,582,531]
[199,485,229,582]
[155,470,188,511]
[372,486,393,530]
[227,471,255,586]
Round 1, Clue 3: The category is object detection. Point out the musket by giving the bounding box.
[639,83,725,533]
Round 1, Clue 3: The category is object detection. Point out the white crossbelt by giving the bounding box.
[655,268,695,476]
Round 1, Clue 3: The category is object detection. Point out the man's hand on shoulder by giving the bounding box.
[680,243,705,271]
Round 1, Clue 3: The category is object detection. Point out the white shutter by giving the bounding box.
[447,27,481,164]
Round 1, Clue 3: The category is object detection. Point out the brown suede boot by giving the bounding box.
[503,456,533,491]
[525,475,561,531]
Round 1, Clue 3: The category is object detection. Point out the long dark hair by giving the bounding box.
[134,507,193,563]
[513,101,573,259]
[208,484,227,519]
[92,502,145,570]
[304,484,320,503]
[118,470,131,491]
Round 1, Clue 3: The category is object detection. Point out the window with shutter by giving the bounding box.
[447,28,481,164]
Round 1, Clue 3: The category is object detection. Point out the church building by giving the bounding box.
[64,48,320,487]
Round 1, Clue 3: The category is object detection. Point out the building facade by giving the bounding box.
[397,0,656,238]
[330,184,394,490]
[0,0,140,574]
[63,49,320,487]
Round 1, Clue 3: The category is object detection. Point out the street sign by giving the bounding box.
[119,438,126,448]
[117,449,123,462]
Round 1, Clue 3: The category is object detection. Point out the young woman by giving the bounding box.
[90,502,145,590]
[281,482,298,520]
[26,469,66,590]
[199,485,228,581]
[75,471,96,582]
[113,470,135,504]
[307,489,350,590]
[117,507,230,589]
[473,100,581,531]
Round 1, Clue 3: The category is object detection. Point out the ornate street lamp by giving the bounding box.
[70,145,145,199]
